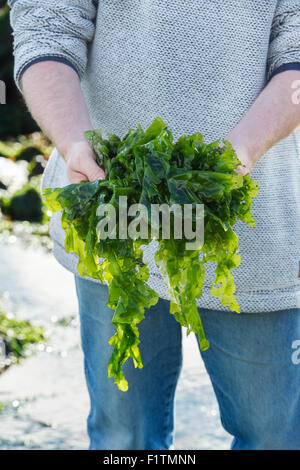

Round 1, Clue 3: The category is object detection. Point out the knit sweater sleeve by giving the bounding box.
[267,0,300,80]
[8,0,98,89]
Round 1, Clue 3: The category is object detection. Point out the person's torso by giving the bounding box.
[45,0,300,298]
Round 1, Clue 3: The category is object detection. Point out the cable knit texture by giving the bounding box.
[9,0,97,84]
[9,0,300,312]
[267,0,300,79]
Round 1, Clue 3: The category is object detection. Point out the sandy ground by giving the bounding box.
[0,242,231,449]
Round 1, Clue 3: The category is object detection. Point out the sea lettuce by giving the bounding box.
[43,117,258,391]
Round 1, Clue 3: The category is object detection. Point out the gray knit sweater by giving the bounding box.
[9,0,300,312]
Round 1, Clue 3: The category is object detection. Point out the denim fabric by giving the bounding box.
[75,275,300,450]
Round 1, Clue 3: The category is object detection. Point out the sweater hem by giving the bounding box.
[52,240,300,314]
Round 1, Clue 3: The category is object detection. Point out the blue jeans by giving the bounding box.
[75,275,300,450]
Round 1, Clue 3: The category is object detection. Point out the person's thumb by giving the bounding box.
[84,156,106,181]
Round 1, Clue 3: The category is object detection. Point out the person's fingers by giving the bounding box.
[68,169,88,184]
[82,156,106,181]
[236,164,249,176]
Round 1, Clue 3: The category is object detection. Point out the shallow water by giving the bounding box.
[0,242,231,450]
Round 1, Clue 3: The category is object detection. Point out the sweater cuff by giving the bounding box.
[18,56,80,87]
[268,62,300,81]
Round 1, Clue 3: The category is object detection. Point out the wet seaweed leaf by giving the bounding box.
[44,117,258,391]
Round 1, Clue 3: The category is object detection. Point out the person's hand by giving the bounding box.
[224,136,254,176]
[231,143,253,176]
[64,141,106,183]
